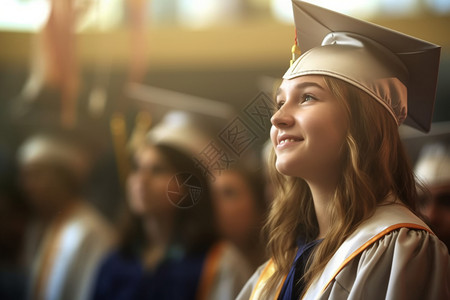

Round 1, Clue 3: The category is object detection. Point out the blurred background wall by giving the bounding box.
[0,0,449,216]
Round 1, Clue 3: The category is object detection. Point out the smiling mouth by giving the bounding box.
[278,138,303,146]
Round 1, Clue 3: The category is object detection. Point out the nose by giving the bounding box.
[271,105,294,128]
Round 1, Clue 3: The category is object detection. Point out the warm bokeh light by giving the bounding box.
[0,0,50,31]
[2,0,450,32]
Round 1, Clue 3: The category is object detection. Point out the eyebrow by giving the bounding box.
[276,82,325,96]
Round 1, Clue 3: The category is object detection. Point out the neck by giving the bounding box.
[37,194,78,222]
[306,179,337,239]
[141,213,175,268]
[143,212,175,248]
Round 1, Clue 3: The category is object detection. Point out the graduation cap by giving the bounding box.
[126,83,236,156]
[414,141,450,186]
[284,0,441,132]
[17,134,89,181]
[146,110,212,157]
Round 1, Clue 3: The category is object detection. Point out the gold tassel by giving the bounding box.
[110,113,130,187]
[290,44,301,66]
[128,111,152,153]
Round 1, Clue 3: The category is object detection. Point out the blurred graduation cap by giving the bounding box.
[126,83,235,121]
[284,0,441,132]
[146,110,212,157]
[126,83,236,156]
[414,140,450,186]
[18,133,90,181]
[400,120,450,165]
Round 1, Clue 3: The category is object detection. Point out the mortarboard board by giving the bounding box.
[126,83,236,156]
[284,0,441,132]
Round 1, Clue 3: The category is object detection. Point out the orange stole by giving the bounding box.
[196,242,226,300]
[249,259,286,300]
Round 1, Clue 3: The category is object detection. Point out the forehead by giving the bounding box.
[277,75,327,96]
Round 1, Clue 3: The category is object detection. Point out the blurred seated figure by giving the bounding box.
[212,167,267,270]
[92,111,251,300]
[415,141,450,252]
[18,133,115,300]
[0,145,28,300]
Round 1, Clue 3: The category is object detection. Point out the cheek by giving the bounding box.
[126,175,146,214]
[127,174,173,213]
[153,177,170,194]
[218,198,255,229]
[304,111,347,152]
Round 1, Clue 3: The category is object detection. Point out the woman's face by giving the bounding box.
[419,183,450,250]
[270,75,349,182]
[19,162,70,213]
[212,170,260,245]
[127,146,175,216]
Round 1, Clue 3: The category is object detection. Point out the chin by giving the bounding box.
[275,160,295,176]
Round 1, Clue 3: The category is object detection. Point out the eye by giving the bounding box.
[301,94,316,103]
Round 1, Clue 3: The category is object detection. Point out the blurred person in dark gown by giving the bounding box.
[18,132,115,300]
[211,167,268,271]
[92,111,251,300]
[0,144,28,300]
[415,141,450,252]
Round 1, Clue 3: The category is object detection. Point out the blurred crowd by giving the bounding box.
[414,140,450,250]
[0,1,449,299]
[1,1,274,298]
[0,109,273,300]
[1,109,449,300]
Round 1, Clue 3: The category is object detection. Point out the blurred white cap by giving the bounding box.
[146,110,210,157]
[415,142,450,186]
[18,134,89,180]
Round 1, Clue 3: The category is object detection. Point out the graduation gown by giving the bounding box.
[92,241,251,300]
[26,202,115,300]
[237,202,450,300]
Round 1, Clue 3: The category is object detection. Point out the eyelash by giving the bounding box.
[275,94,316,110]
[301,94,316,103]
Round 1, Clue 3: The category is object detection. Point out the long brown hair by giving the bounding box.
[263,76,418,295]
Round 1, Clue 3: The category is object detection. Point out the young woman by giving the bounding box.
[18,133,115,300]
[212,166,268,270]
[415,141,450,252]
[92,111,251,300]
[238,1,449,299]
